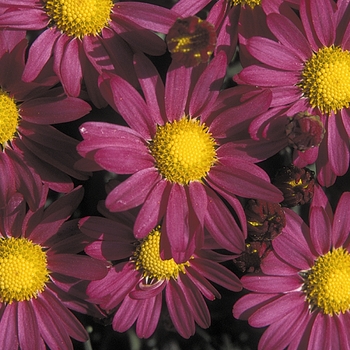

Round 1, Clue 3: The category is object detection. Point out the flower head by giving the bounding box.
[77,51,282,262]
[0,186,107,349]
[233,186,350,349]
[80,206,242,339]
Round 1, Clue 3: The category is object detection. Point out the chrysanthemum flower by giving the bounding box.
[0,186,108,350]
[0,31,91,209]
[79,206,242,339]
[235,0,350,186]
[77,51,283,262]
[233,186,350,349]
[0,0,178,106]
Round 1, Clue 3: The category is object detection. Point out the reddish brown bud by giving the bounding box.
[166,16,217,67]
[244,199,286,241]
[273,165,315,207]
[286,112,325,151]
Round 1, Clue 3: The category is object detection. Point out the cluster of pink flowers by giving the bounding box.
[0,0,349,348]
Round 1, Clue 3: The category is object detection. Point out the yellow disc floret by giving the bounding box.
[299,46,350,114]
[149,117,217,185]
[302,247,350,315]
[44,0,113,38]
[0,89,19,146]
[229,0,261,8]
[0,237,49,304]
[133,227,190,280]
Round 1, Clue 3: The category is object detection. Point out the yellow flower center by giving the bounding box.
[302,247,350,315]
[229,0,261,8]
[299,46,350,114]
[0,89,19,147]
[149,118,217,185]
[44,0,113,38]
[0,237,49,304]
[133,227,190,280]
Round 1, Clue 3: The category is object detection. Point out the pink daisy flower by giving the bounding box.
[234,0,350,186]
[0,30,91,209]
[79,205,242,339]
[0,185,108,350]
[233,186,350,349]
[0,0,178,106]
[77,51,283,263]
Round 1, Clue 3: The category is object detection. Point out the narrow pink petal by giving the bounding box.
[309,206,332,255]
[249,292,305,327]
[261,250,299,276]
[99,73,155,139]
[22,29,60,82]
[204,186,245,253]
[32,297,72,350]
[52,34,69,83]
[21,96,91,124]
[133,52,165,125]
[309,0,335,47]
[165,184,190,257]
[112,295,140,332]
[18,301,41,350]
[85,240,133,261]
[40,290,88,342]
[186,267,219,300]
[273,209,315,270]
[308,312,333,350]
[105,168,160,212]
[60,38,82,97]
[27,187,84,244]
[165,64,192,122]
[129,279,166,300]
[190,257,242,292]
[328,112,349,176]
[134,179,169,239]
[242,273,302,293]
[94,147,154,174]
[333,192,350,247]
[178,274,210,329]
[188,181,207,229]
[114,2,178,33]
[0,9,48,30]
[165,279,195,339]
[235,65,300,87]
[189,52,227,117]
[0,304,18,349]
[335,314,350,350]
[247,37,303,70]
[267,13,312,61]
[136,293,162,338]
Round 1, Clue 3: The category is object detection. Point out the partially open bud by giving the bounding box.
[286,112,325,151]
[166,16,217,67]
[245,199,286,241]
[273,165,315,207]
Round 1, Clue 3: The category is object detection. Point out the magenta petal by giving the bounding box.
[249,292,305,327]
[261,250,299,276]
[105,168,160,212]
[22,29,58,82]
[112,295,140,332]
[130,280,166,300]
[308,313,333,350]
[166,279,195,339]
[242,274,302,293]
[309,206,332,256]
[247,37,303,70]
[0,304,18,349]
[18,301,41,350]
[94,147,154,174]
[134,179,169,239]
[332,192,350,247]
[136,293,162,338]
[48,254,107,280]
[171,0,211,17]
[85,240,133,261]
[165,64,192,122]
[21,96,91,124]
[0,9,47,30]
[186,267,219,300]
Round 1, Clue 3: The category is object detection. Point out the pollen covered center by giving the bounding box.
[133,227,190,280]
[299,46,350,114]
[229,0,261,8]
[0,237,49,304]
[0,89,19,146]
[302,247,350,315]
[44,0,113,38]
[149,118,217,185]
